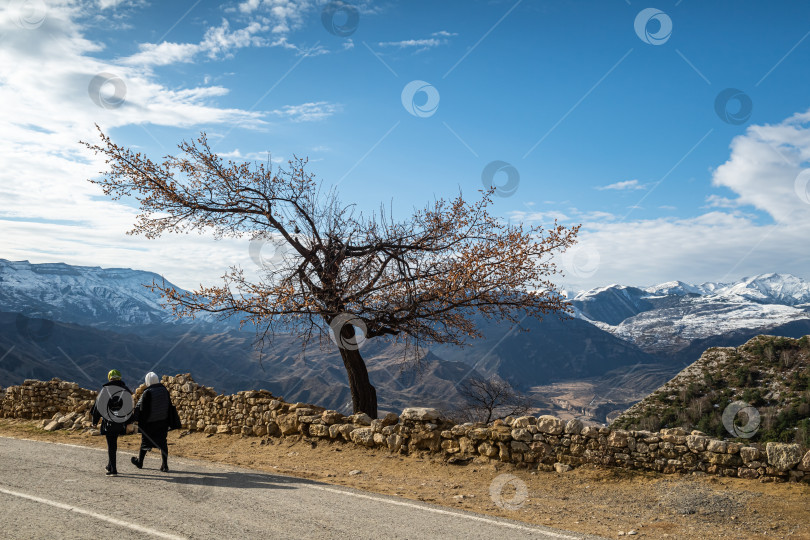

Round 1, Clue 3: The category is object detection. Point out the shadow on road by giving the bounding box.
[112,465,309,500]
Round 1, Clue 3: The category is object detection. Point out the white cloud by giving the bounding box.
[712,111,810,223]
[269,101,341,122]
[378,38,443,50]
[0,1,298,288]
[220,149,284,163]
[235,0,314,33]
[432,30,457,37]
[513,111,810,292]
[595,179,645,191]
[120,19,269,66]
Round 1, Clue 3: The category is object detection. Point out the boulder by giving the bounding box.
[386,434,404,453]
[511,428,533,442]
[350,427,375,447]
[511,416,536,428]
[321,410,344,425]
[410,429,441,452]
[739,446,761,463]
[478,441,498,458]
[766,443,803,472]
[441,439,461,453]
[607,430,629,448]
[400,408,441,422]
[349,412,372,426]
[380,412,399,427]
[706,440,728,453]
[43,420,61,431]
[564,419,584,435]
[799,450,810,472]
[277,413,300,436]
[686,435,708,452]
[536,415,564,435]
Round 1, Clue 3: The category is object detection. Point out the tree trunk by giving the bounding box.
[337,324,378,418]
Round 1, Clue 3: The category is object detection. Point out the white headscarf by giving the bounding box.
[145,372,159,386]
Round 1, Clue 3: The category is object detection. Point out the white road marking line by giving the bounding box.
[303,484,582,539]
[0,487,187,540]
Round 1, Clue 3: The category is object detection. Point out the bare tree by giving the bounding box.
[455,377,533,424]
[83,128,579,418]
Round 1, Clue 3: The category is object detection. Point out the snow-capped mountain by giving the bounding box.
[571,273,810,352]
[0,259,227,330]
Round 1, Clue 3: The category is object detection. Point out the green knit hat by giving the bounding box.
[107,369,122,381]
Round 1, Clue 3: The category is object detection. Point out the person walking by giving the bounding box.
[91,369,134,476]
[131,372,173,472]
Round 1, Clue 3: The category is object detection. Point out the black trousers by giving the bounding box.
[105,433,118,470]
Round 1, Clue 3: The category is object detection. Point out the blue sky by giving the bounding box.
[1,0,810,292]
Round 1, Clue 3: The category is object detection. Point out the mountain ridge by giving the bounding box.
[3,258,810,422]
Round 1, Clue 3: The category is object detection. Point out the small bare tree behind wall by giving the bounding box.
[83,128,580,418]
[455,377,533,424]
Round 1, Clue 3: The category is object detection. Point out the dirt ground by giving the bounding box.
[1,419,808,539]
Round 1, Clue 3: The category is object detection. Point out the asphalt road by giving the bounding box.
[0,436,605,539]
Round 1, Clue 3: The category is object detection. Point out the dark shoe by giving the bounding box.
[131,456,143,469]
[159,464,169,473]
[105,464,111,473]
[106,469,117,476]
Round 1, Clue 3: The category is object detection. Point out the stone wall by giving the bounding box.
[2,375,808,482]
[0,379,96,421]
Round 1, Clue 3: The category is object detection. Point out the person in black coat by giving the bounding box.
[131,371,172,472]
[91,369,134,476]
